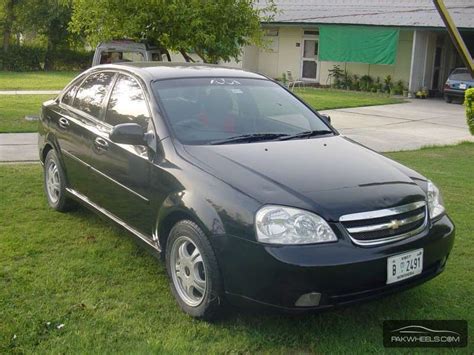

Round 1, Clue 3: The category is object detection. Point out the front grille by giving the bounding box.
[340,201,427,246]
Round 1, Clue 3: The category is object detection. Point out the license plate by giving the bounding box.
[387,249,423,284]
[459,84,467,89]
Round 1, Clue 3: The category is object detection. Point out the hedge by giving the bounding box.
[0,45,93,71]
[465,88,474,135]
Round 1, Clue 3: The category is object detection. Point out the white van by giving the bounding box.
[92,40,168,66]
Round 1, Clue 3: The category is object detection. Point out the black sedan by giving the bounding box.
[38,63,455,320]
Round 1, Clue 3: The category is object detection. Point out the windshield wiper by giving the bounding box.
[277,129,333,141]
[209,133,289,145]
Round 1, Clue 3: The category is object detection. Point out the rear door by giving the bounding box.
[53,72,115,195]
[86,73,155,235]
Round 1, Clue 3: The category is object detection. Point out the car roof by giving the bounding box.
[90,62,267,81]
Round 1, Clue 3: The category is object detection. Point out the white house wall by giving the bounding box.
[243,26,415,87]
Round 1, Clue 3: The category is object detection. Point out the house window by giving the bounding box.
[304,30,319,36]
[264,28,279,52]
[265,28,279,37]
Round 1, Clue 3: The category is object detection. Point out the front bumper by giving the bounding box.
[211,215,455,311]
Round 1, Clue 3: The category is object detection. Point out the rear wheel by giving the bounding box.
[43,150,76,212]
[165,220,224,320]
[444,94,453,103]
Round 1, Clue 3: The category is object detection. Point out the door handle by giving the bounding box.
[94,137,109,151]
[58,117,70,129]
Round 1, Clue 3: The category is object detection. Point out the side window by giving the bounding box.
[105,75,151,129]
[62,82,80,106]
[73,72,115,118]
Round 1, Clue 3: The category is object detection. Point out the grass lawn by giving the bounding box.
[0,71,78,91]
[0,95,55,133]
[295,88,403,110]
[1,142,472,353]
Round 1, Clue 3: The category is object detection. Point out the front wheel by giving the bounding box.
[165,220,224,320]
[43,150,76,212]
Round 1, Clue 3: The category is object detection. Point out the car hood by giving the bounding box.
[181,136,427,221]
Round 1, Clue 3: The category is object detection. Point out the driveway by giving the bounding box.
[1,98,473,162]
[321,98,473,152]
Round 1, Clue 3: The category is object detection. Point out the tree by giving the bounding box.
[14,0,74,69]
[69,0,275,63]
[1,0,18,52]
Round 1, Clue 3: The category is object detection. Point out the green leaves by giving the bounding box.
[465,88,474,135]
[69,0,276,63]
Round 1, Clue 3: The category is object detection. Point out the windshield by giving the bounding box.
[449,69,473,81]
[153,77,332,145]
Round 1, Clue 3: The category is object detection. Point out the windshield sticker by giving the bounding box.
[210,78,241,85]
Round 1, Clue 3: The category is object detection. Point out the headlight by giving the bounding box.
[255,205,337,244]
[427,180,445,219]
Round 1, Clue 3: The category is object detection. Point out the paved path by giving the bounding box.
[0,133,38,162]
[0,90,60,95]
[321,98,473,152]
[1,98,472,163]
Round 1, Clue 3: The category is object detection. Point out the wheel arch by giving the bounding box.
[40,133,62,163]
[156,191,225,256]
[41,143,54,163]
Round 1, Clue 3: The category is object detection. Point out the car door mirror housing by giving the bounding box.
[321,114,331,125]
[110,123,147,145]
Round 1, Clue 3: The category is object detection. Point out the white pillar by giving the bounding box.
[408,30,430,94]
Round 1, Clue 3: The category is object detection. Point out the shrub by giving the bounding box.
[0,45,93,71]
[384,75,392,93]
[359,75,373,91]
[47,48,93,71]
[465,88,474,135]
[0,45,44,71]
[328,65,344,87]
[394,80,405,95]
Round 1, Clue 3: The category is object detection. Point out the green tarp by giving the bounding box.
[319,25,399,65]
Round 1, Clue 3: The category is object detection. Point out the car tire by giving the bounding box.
[444,95,453,103]
[165,220,224,320]
[43,149,76,212]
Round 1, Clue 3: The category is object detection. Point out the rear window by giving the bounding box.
[449,69,473,81]
[99,51,145,64]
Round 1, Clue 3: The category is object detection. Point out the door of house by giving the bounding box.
[301,37,319,81]
[432,46,443,91]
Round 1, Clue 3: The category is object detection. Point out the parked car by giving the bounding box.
[443,67,473,103]
[92,40,168,66]
[39,63,455,320]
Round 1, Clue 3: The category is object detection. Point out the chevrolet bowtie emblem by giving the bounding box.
[389,219,402,230]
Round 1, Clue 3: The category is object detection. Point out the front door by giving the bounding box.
[301,38,319,81]
[87,73,155,236]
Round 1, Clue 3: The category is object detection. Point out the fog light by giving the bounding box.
[295,292,321,307]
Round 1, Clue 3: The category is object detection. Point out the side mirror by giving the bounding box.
[109,123,146,145]
[321,114,331,125]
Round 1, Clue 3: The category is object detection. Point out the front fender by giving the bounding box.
[156,190,225,248]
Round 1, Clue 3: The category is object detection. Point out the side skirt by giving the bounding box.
[66,188,162,256]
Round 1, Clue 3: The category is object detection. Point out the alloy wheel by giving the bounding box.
[170,235,207,307]
[46,161,61,203]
